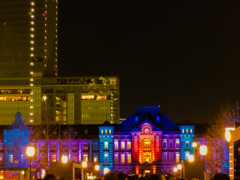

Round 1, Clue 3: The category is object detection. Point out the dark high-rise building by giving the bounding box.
[0,0,58,78]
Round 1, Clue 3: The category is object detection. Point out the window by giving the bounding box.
[190,129,192,133]
[121,154,125,163]
[175,139,180,148]
[115,141,118,149]
[83,144,88,150]
[144,153,151,163]
[0,154,3,163]
[73,156,77,162]
[162,153,167,163]
[62,144,66,150]
[169,141,173,149]
[93,142,98,150]
[8,143,13,150]
[185,141,190,148]
[73,144,77,149]
[109,130,111,134]
[105,130,107,134]
[144,141,151,150]
[52,155,56,162]
[104,142,108,149]
[104,153,109,163]
[121,142,125,149]
[51,144,56,150]
[9,154,13,163]
[83,154,88,161]
[162,140,167,149]
[185,152,190,160]
[101,130,103,134]
[41,143,46,150]
[0,143,3,150]
[169,153,174,162]
[128,154,131,163]
[182,129,184,133]
[176,154,180,163]
[186,129,189,133]
[93,153,98,163]
[114,154,119,163]
[127,142,131,149]
[84,129,88,134]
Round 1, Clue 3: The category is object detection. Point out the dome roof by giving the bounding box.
[103,120,111,126]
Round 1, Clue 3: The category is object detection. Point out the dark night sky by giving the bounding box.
[58,1,240,123]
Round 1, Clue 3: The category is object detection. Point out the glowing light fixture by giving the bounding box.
[173,167,178,172]
[104,168,110,174]
[27,146,35,157]
[192,142,197,147]
[200,145,207,156]
[94,165,100,171]
[188,154,194,162]
[43,96,47,101]
[225,127,235,142]
[82,161,87,168]
[177,164,182,170]
[62,155,68,164]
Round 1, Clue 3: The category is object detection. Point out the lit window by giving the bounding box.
[121,142,125,149]
[105,130,107,134]
[185,152,189,160]
[121,154,125,163]
[144,153,151,163]
[83,154,88,161]
[114,154,119,163]
[104,142,108,149]
[52,155,56,162]
[176,139,180,148]
[186,129,189,133]
[128,154,131,163]
[115,141,118,149]
[94,157,98,162]
[144,141,150,150]
[109,130,111,134]
[9,154,13,163]
[185,141,190,148]
[190,129,192,133]
[83,144,88,150]
[104,153,108,163]
[127,142,131,149]
[101,130,103,134]
[176,154,180,163]
[182,129,184,133]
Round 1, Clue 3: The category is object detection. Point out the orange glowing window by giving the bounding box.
[128,154,131,163]
[127,142,131,149]
[144,141,151,150]
[121,154,125,163]
[176,154,180,163]
[52,155,56,162]
[104,141,108,149]
[121,142,125,149]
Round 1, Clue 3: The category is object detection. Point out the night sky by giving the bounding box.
[58,1,240,123]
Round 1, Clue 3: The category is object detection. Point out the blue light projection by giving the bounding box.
[99,123,114,175]
[179,125,195,161]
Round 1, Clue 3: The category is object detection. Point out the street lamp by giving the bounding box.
[94,165,100,171]
[178,164,183,179]
[225,127,235,142]
[200,145,207,180]
[62,155,68,179]
[103,167,110,175]
[26,146,35,180]
[82,161,87,180]
[188,154,194,162]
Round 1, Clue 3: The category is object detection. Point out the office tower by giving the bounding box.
[0,76,120,125]
[0,0,58,78]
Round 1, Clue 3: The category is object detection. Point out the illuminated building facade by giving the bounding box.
[0,0,58,78]
[0,107,208,179]
[0,76,120,125]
